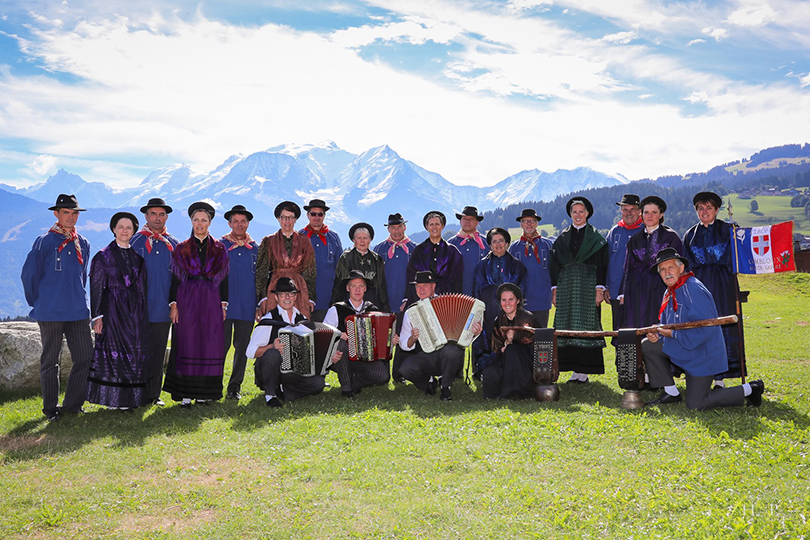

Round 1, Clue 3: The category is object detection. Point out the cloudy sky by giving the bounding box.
[0,0,808,189]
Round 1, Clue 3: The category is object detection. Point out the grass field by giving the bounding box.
[1,273,809,539]
[725,193,809,236]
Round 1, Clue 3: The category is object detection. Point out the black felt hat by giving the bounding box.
[384,213,407,226]
[455,206,484,221]
[340,269,373,289]
[274,201,301,219]
[640,195,667,213]
[652,247,689,270]
[271,277,299,293]
[422,211,447,229]
[486,227,511,245]
[410,271,437,284]
[223,204,253,221]
[303,199,330,212]
[349,222,375,241]
[565,197,594,218]
[139,197,172,214]
[692,191,723,209]
[187,201,215,219]
[515,208,541,222]
[109,211,139,232]
[616,194,641,207]
[49,193,86,211]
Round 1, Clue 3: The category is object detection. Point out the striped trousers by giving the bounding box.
[38,319,93,416]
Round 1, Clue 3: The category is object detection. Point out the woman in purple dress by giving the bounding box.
[163,202,229,406]
[87,212,151,410]
[619,195,683,329]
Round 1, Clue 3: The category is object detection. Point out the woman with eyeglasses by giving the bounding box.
[255,201,316,319]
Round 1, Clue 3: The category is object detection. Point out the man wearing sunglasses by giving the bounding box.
[300,199,343,322]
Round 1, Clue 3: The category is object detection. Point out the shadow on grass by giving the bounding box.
[1,376,805,462]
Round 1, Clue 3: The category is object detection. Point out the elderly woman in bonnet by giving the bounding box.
[87,211,151,410]
[482,282,538,399]
[550,197,609,384]
[330,222,389,311]
[618,195,684,329]
[682,191,745,385]
[256,201,317,318]
[163,202,230,406]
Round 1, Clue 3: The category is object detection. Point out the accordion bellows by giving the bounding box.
[406,293,485,353]
[278,323,341,377]
[346,313,397,362]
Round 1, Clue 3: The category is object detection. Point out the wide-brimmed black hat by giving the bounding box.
[271,277,299,293]
[692,191,723,209]
[566,197,594,218]
[340,269,373,289]
[515,208,541,222]
[640,195,667,213]
[274,201,301,219]
[109,211,139,232]
[49,193,86,212]
[496,282,523,303]
[303,199,330,212]
[139,197,172,214]
[385,213,407,226]
[224,204,253,221]
[188,201,215,219]
[455,206,484,221]
[486,227,511,245]
[349,222,374,241]
[410,270,437,284]
[422,211,446,229]
[652,247,689,270]
[616,194,641,207]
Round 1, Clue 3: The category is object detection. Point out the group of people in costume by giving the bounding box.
[21,189,764,421]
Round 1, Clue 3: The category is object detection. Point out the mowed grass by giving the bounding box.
[1,274,809,539]
[728,192,810,235]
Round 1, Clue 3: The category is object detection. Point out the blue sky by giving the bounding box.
[0,0,808,189]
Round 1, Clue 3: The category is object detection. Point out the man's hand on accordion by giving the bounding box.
[470,321,483,336]
[331,349,343,364]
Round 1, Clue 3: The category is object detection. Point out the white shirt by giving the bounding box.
[323,298,366,328]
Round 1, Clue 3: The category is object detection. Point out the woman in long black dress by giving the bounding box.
[482,283,537,399]
[87,212,151,410]
[550,197,609,383]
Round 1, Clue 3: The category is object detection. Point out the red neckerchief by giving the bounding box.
[50,222,83,265]
[222,231,254,250]
[658,271,695,320]
[386,236,412,259]
[455,231,486,250]
[618,217,643,229]
[138,227,174,254]
[520,233,542,263]
[304,224,329,245]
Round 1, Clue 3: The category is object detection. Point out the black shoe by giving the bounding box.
[151,398,165,407]
[276,386,285,401]
[58,406,86,414]
[392,373,406,384]
[647,392,682,406]
[440,387,452,401]
[45,410,61,422]
[425,377,438,396]
[746,380,765,407]
[226,391,241,400]
[266,397,283,408]
[180,401,192,408]
[342,390,355,399]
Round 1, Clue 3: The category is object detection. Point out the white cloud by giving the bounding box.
[601,31,636,45]
[726,2,778,27]
[702,27,729,41]
[331,16,461,47]
[686,38,706,46]
[28,154,59,175]
[801,73,810,88]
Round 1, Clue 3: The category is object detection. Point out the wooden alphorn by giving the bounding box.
[501,314,738,338]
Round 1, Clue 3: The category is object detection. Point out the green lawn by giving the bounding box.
[1,273,809,539]
[728,193,810,235]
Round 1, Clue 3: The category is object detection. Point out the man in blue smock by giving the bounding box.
[448,206,489,296]
[642,247,764,410]
[22,194,93,422]
[130,197,180,406]
[508,208,553,328]
[299,199,342,322]
[220,204,259,400]
[603,194,642,330]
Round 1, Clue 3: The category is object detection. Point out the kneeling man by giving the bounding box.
[247,277,325,407]
[642,247,764,410]
[324,269,396,398]
[398,271,482,401]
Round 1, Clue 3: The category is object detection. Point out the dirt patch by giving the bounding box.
[0,434,49,453]
[796,321,808,326]
[115,507,220,534]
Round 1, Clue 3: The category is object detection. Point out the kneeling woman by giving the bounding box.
[482,283,538,399]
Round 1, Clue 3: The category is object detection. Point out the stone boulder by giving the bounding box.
[0,322,75,390]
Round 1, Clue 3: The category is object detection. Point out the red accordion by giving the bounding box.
[405,293,485,353]
[345,312,397,362]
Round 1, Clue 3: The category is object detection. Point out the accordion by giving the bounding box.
[278,322,341,377]
[405,293,485,353]
[345,312,397,362]
[615,329,645,391]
